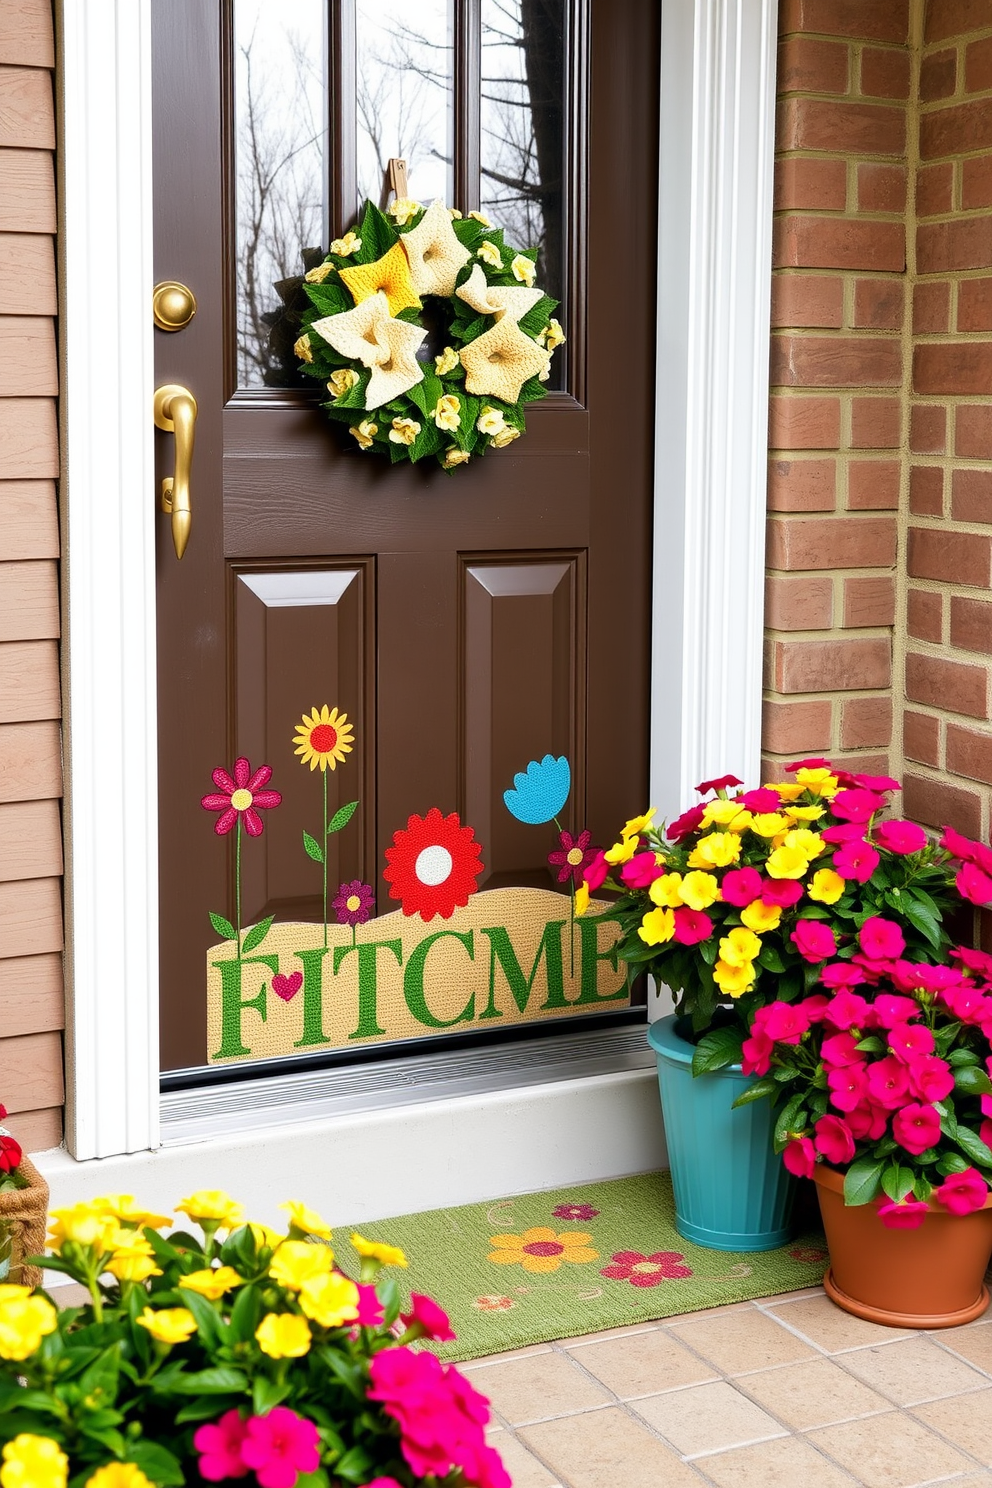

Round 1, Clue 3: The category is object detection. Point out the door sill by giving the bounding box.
[159,1024,655,1146]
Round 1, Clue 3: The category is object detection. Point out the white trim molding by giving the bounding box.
[60,0,160,1158]
[651,0,778,824]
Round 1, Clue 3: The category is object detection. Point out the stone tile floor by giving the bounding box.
[463,1287,992,1488]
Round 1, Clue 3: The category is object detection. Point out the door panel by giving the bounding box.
[154,0,658,1073]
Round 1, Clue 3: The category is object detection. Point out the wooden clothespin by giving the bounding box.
[387,156,408,204]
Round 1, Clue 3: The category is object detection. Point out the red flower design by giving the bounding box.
[0,1134,22,1174]
[201,757,281,836]
[600,1250,692,1287]
[547,829,599,888]
[383,807,484,921]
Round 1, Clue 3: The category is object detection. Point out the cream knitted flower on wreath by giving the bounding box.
[460,316,551,403]
[455,263,544,325]
[400,199,471,297]
[311,292,425,409]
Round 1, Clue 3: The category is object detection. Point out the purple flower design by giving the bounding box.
[552,1203,600,1222]
[332,879,375,926]
[547,829,598,888]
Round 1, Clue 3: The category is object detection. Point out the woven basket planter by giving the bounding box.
[0,1155,49,1288]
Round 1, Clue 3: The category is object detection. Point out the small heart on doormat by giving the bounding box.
[271,972,303,1002]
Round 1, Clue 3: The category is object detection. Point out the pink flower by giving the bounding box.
[868,993,920,1029]
[940,825,992,870]
[982,1119,992,1149]
[355,1283,384,1327]
[791,920,837,964]
[873,820,927,855]
[957,862,992,906]
[667,804,706,841]
[952,945,992,979]
[832,840,880,883]
[720,866,763,907]
[828,1064,870,1112]
[907,1054,955,1103]
[847,1102,888,1140]
[823,990,870,1030]
[672,906,713,945]
[741,1030,774,1076]
[821,822,868,845]
[785,756,833,773]
[620,851,666,888]
[600,1249,693,1286]
[194,1410,250,1482]
[934,1167,988,1216]
[821,1031,863,1067]
[783,1137,816,1178]
[761,878,804,907]
[583,850,609,891]
[332,879,375,927]
[831,788,885,823]
[892,1102,941,1155]
[804,993,831,1022]
[867,1055,911,1110]
[878,1197,930,1229]
[852,952,895,984]
[695,774,743,794]
[858,917,905,961]
[201,757,282,837]
[763,1001,810,1045]
[548,829,598,888]
[553,1203,600,1221]
[887,1023,935,1062]
[402,1292,456,1342]
[852,773,900,793]
[814,1115,856,1165]
[742,788,780,813]
[820,961,867,990]
[241,1408,320,1488]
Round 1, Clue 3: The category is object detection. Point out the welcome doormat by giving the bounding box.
[343,1171,828,1362]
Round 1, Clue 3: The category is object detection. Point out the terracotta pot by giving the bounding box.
[814,1164,992,1328]
[0,1155,49,1288]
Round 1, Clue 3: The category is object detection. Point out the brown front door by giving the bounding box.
[153,0,659,1074]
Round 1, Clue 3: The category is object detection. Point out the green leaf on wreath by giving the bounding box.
[843,1155,885,1206]
[357,200,397,261]
[303,831,325,864]
[304,283,351,317]
[328,800,359,834]
[209,911,236,942]
[242,915,275,953]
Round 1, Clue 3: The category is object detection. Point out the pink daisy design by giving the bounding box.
[201,757,281,836]
[547,829,599,888]
[600,1250,693,1287]
[552,1203,600,1221]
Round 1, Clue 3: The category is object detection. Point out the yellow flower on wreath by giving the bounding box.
[488,1227,597,1274]
[477,240,502,269]
[0,1434,68,1488]
[433,394,461,431]
[84,1465,155,1488]
[350,419,377,449]
[0,1287,57,1361]
[435,345,460,376]
[389,415,421,446]
[293,704,354,772]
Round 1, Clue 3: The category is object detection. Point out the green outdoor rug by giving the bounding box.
[343,1171,828,1362]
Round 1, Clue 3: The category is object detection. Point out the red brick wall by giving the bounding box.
[765,0,911,778]
[905,0,992,839]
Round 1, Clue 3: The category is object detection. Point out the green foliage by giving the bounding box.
[303,830,325,864]
[328,800,359,835]
[208,910,236,942]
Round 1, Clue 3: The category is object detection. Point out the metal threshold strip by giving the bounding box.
[160,1026,655,1146]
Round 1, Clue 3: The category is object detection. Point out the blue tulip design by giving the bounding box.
[503,755,571,825]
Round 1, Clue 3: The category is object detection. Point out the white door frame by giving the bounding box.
[56,0,776,1164]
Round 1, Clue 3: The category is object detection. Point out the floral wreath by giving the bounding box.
[293,197,565,471]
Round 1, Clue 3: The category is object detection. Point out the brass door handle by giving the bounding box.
[154,383,198,559]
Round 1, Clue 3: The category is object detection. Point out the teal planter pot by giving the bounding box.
[648,1015,797,1252]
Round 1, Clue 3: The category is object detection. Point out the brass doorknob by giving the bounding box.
[153,280,197,331]
[154,383,197,559]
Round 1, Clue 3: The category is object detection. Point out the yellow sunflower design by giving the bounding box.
[293,705,354,771]
[488,1227,598,1275]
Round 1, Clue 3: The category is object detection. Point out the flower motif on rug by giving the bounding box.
[788,1244,828,1264]
[488,1227,598,1274]
[551,1203,600,1222]
[600,1250,693,1287]
[471,1295,516,1312]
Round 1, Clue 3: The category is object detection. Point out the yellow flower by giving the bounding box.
[765,844,810,879]
[544,318,566,350]
[687,832,741,869]
[339,240,422,317]
[269,1240,334,1291]
[329,231,362,256]
[713,959,755,997]
[136,1307,197,1346]
[435,345,460,375]
[293,334,313,363]
[701,800,744,827]
[794,767,839,797]
[783,804,825,823]
[387,197,422,226]
[604,837,637,865]
[92,1195,173,1230]
[750,812,788,837]
[350,1234,408,1268]
[769,781,806,802]
[469,210,492,226]
[448,207,463,219]
[574,881,591,916]
[256,1312,312,1359]
[350,419,378,449]
[280,1201,332,1240]
[782,828,824,860]
[176,1190,244,1230]
[511,253,536,285]
[389,416,421,446]
[247,1222,284,1251]
[84,1466,154,1488]
[638,907,675,945]
[649,872,683,908]
[488,1227,596,1274]
[298,1271,360,1328]
[47,1203,118,1253]
[491,425,520,449]
[719,927,762,967]
[293,703,354,772]
[476,406,506,437]
[105,1232,162,1284]
[680,871,721,911]
[327,367,360,398]
[622,809,656,840]
[477,240,503,269]
[443,448,470,468]
[304,261,335,283]
[808,868,846,904]
[741,899,782,933]
[433,394,461,431]
[179,1266,245,1301]
[1,1434,68,1488]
